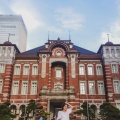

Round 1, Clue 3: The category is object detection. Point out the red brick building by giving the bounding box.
[0,38,120,119]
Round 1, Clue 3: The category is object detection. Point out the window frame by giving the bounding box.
[55,67,62,79]
[97,81,104,95]
[12,81,19,95]
[31,81,37,94]
[96,64,103,75]
[21,81,28,94]
[0,64,5,73]
[80,81,86,94]
[23,64,30,75]
[32,64,38,75]
[79,64,85,75]
[0,79,3,93]
[14,64,21,75]
[111,63,118,74]
[113,80,120,94]
[116,48,120,57]
[88,81,95,94]
[87,64,94,75]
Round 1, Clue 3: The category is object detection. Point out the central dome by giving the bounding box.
[105,41,113,45]
[3,41,12,45]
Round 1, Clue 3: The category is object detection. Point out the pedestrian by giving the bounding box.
[39,116,43,120]
[56,102,73,120]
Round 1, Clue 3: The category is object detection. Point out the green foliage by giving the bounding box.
[19,99,49,120]
[0,102,16,120]
[99,102,120,120]
[4,101,10,106]
[74,102,94,120]
[39,109,50,120]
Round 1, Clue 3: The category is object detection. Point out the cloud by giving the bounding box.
[100,1,120,44]
[100,19,120,44]
[10,0,44,31]
[55,8,84,30]
[0,9,4,14]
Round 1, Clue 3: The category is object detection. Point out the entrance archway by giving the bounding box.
[90,104,97,119]
[50,99,65,120]
[10,104,17,114]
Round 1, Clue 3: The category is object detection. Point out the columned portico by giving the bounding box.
[40,85,75,120]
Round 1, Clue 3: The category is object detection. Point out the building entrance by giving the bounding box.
[49,99,65,120]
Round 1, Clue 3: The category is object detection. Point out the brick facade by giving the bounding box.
[0,39,120,120]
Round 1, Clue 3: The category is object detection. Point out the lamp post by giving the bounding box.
[24,67,29,120]
[84,69,89,120]
[24,89,27,120]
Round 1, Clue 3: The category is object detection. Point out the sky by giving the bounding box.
[0,0,120,53]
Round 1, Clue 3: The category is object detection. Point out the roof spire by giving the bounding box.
[8,33,10,42]
[57,37,60,40]
[48,31,49,40]
[69,30,71,40]
[107,34,109,42]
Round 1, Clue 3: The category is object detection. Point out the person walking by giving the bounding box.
[56,102,73,120]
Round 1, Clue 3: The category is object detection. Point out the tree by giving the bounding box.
[74,102,94,120]
[19,99,49,120]
[99,102,120,120]
[0,102,16,120]
[39,109,50,120]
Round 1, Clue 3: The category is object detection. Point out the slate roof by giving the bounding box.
[73,45,96,54]
[22,45,96,54]
[22,45,44,54]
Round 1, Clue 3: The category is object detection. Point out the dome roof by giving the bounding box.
[3,41,12,45]
[105,41,113,45]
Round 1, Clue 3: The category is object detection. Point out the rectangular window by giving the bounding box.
[22,82,28,94]
[23,65,29,75]
[12,82,19,95]
[80,82,86,94]
[114,81,120,93]
[31,81,37,94]
[0,64,5,73]
[14,66,20,75]
[88,66,93,75]
[111,49,114,57]
[106,49,109,54]
[96,66,102,75]
[56,69,62,78]
[116,49,120,57]
[112,64,118,73]
[89,82,95,94]
[32,65,38,75]
[98,82,104,94]
[79,66,85,75]
[0,80,3,93]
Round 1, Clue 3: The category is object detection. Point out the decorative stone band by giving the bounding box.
[41,54,47,78]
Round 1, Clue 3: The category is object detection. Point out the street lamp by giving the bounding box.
[84,69,89,120]
[24,89,27,120]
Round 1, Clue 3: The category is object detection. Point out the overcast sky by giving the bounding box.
[0,0,120,52]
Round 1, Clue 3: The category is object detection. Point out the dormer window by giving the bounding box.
[69,44,73,48]
[45,44,48,48]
